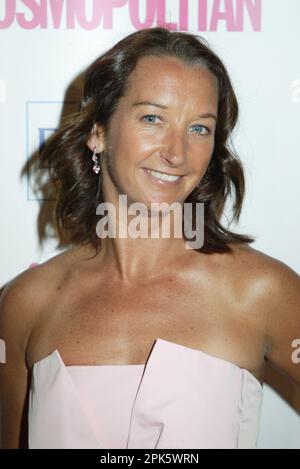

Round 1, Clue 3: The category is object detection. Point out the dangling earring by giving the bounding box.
[92,146,101,174]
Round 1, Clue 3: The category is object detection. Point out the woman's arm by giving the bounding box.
[0,270,40,449]
[263,260,300,388]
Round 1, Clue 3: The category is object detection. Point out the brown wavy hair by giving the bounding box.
[41,26,256,256]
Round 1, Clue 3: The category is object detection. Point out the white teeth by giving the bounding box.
[147,169,181,182]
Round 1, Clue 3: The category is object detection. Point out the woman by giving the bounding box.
[0,27,299,449]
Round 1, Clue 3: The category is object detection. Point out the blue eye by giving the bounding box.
[141,116,210,135]
[191,124,210,135]
[142,114,160,123]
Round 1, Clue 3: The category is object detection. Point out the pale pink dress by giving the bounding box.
[28,338,263,449]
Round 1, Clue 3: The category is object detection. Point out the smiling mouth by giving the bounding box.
[142,168,184,185]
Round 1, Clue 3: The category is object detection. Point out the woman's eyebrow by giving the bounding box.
[132,100,167,109]
[131,101,217,121]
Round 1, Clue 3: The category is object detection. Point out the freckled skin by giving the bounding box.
[2,55,299,448]
[87,56,219,208]
[26,57,269,380]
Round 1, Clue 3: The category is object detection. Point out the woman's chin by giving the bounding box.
[140,192,183,209]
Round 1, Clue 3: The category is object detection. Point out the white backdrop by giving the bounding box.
[0,0,299,448]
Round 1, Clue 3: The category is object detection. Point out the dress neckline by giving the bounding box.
[31,337,263,390]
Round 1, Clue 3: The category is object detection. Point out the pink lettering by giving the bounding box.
[198,0,208,31]
[0,0,262,31]
[235,0,261,32]
[101,0,128,29]
[129,0,156,29]
[66,0,127,30]
[156,0,177,30]
[210,0,236,31]
[16,0,46,29]
[0,0,15,28]
[179,0,188,31]
[66,0,102,30]
[49,0,64,29]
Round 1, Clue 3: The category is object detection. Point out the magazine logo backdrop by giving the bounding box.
[1,0,261,31]
[0,0,299,448]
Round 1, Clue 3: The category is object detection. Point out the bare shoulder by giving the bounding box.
[217,242,299,324]
[214,241,297,329]
[226,242,299,307]
[0,244,96,447]
[0,245,85,360]
[225,242,298,288]
[227,243,300,387]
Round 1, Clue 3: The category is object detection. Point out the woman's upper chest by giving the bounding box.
[27,253,268,380]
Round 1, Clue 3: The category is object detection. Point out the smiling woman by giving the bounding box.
[0,27,299,450]
[42,26,254,254]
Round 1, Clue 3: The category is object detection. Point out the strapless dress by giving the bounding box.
[28,338,264,449]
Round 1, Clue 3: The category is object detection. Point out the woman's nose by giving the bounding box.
[159,132,187,167]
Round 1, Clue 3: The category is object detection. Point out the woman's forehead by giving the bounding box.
[124,56,218,108]
[130,55,215,84]
[126,57,218,99]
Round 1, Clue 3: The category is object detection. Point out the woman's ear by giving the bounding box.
[86,123,105,153]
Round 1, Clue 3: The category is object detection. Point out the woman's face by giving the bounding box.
[89,55,218,207]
